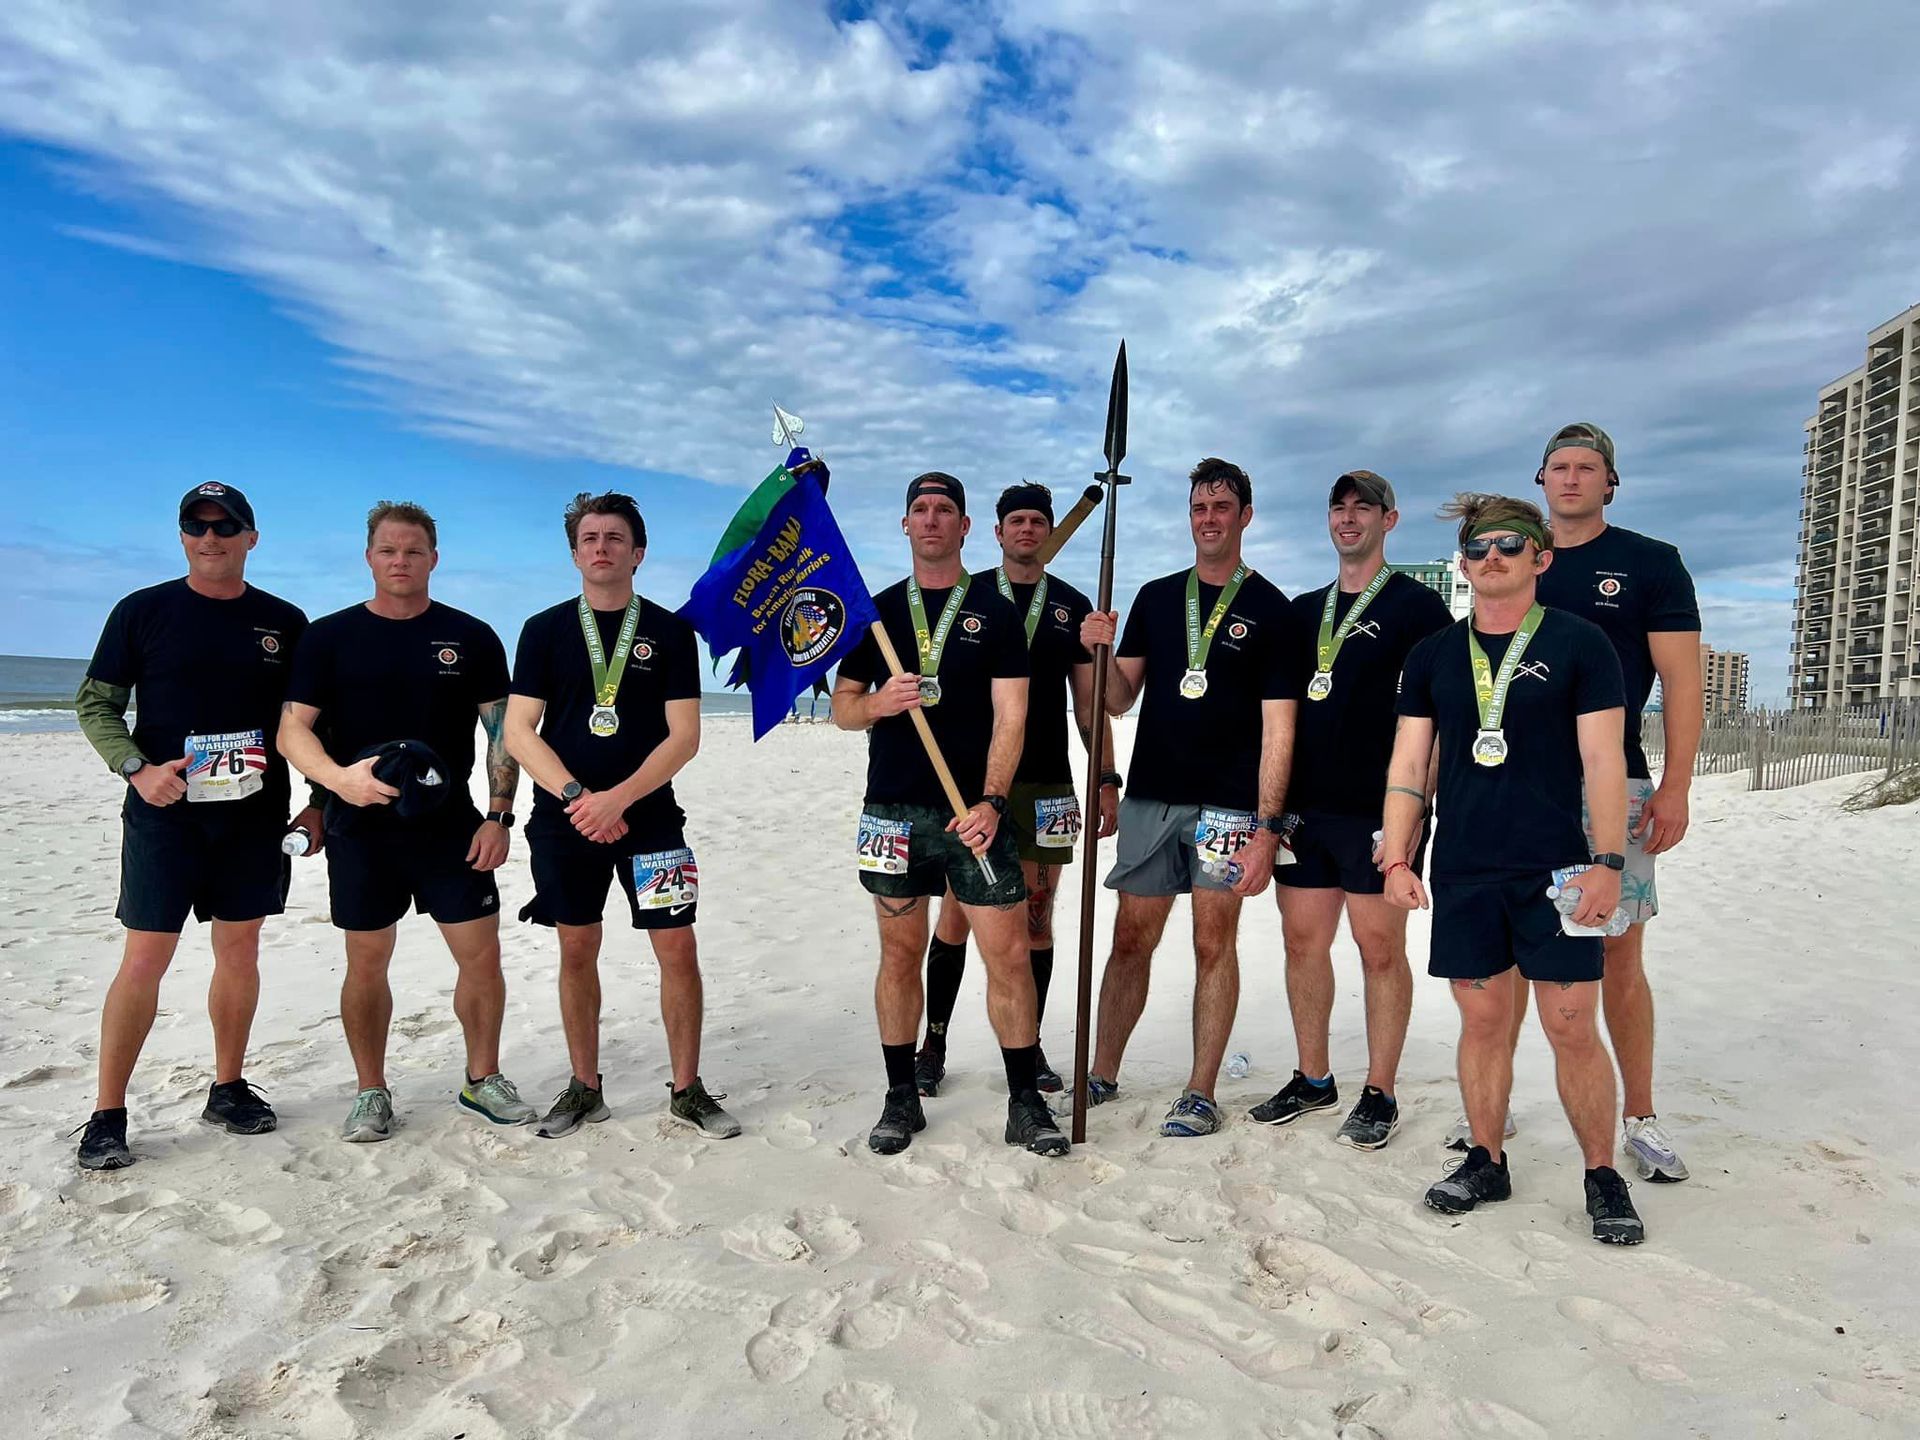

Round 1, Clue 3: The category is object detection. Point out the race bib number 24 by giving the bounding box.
[632,848,699,913]
[183,730,267,803]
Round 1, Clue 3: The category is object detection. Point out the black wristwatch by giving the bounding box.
[981,793,1008,818]
[119,755,147,780]
[1256,815,1288,836]
[560,781,583,802]
[1591,852,1627,871]
[1099,770,1123,790]
[486,810,516,828]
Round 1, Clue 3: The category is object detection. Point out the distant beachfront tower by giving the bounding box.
[1391,557,1474,621]
[1794,299,1920,711]
[1700,643,1750,717]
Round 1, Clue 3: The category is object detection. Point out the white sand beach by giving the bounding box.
[1,722,1915,1439]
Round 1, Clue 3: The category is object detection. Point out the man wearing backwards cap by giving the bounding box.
[832,471,1070,1158]
[71,483,321,1170]
[1383,492,1647,1245]
[279,500,539,1144]
[910,482,1120,1100]
[1252,470,1452,1150]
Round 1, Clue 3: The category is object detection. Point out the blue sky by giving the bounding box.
[4,1,1917,702]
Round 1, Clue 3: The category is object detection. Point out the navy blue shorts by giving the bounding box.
[522,817,699,931]
[1273,811,1428,896]
[1428,874,1603,984]
[324,810,499,931]
[116,802,290,933]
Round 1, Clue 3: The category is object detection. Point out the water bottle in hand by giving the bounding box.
[281,826,312,857]
[1547,868,1631,937]
[1226,1051,1252,1080]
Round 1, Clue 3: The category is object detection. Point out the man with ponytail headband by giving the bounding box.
[1383,494,1649,1245]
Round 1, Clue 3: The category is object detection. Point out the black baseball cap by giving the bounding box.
[1330,470,1395,509]
[354,739,453,821]
[905,471,967,516]
[179,481,257,530]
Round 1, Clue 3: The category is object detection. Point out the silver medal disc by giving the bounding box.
[1471,729,1508,767]
[1178,668,1209,700]
[1307,670,1334,701]
[917,676,943,707]
[589,705,620,737]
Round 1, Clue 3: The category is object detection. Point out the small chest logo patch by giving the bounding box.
[1053,606,1070,623]
[1598,577,1623,598]
[259,634,280,654]
[1516,661,1552,682]
[1227,621,1249,640]
[633,642,654,661]
[437,646,459,666]
[962,616,983,634]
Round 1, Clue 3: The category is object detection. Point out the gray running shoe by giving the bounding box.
[459,1072,537,1125]
[1334,1086,1400,1151]
[1444,1110,1517,1151]
[668,1078,742,1138]
[1623,1115,1689,1183]
[1424,1145,1511,1214]
[1159,1090,1224,1137]
[536,1075,610,1139]
[342,1087,394,1143]
[1086,1074,1119,1105]
[1249,1070,1339,1126]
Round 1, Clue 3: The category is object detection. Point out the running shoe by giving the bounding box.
[1334,1086,1400,1151]
[341,1086,394,1143]
[1585,1166,1646,1245]
[914,1042,946,1098]
[1423,1145,1512,1214]
[1086,1074,1120,1105]
[1444,1110,1517,1151]
[668,1078,742,1139]
[1623,1115,1690,1183]
[1034,1046,1064,1094]
[203,1079,276,1135]
[458,1073,537,1125]
[536,1076,610,1139]
[1005,1089,1069,1156]
[1248,1071,1339,1126]
[74,1108,134,1171]
[868,1083,926,1155]
[1159,1090,1224,1137]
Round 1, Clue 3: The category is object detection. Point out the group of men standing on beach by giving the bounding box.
[72,420,1702,1248]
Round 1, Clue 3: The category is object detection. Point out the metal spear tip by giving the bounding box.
[1102,340,1128,472]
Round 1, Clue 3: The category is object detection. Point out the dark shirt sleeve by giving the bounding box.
[1572,624,1628,715]
[1262,598,1303,701]
[87,595,140,689]
[664,619,702,703]
[835,628,884,688]
[1646,545,1702,632]
[1396,632,1440,718]
[1412,585,1455,640]
[510,613,552,700]
[284,618,331,710]
[989,599,1030,680]
[1067,590,1093,666]
[1116,583,1151,659]
[474,623,511,702]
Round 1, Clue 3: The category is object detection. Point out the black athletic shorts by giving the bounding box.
[856,802,1025,908]
[116,801,290,933]
[1428,874,1603,984]
[1274,811,1428,896]
[521,815,699,931]
[325,809,499,931]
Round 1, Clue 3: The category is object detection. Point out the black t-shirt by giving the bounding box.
[510,595,701,831]
[1118,568,1299,812]
[1288,571,1454,817]
[999,572,1094,784]
[1535,524,1699,780]
[1396,609,1625,883]
[286,601,510,831]
[87,578,307,822]
[836,574,1029,807]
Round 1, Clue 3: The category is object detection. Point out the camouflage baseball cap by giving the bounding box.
[1542,422,1617,473]
[1330,469,1395,509]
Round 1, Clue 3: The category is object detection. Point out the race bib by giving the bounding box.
[632,847,699,913]
[856,813,911,875]
[1194,806,1255,863]
[183,730,266,803]
[1034,794,1082,850]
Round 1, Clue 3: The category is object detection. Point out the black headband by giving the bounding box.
[995,482,1053,524]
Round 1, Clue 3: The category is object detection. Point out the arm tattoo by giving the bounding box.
[481,700,520,802]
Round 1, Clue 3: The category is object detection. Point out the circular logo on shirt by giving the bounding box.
[1598,578,1622,597]
[1053,606,1070,623]
[782,587,848,667]
[962,616,983,634]
[1227,621,1249,640]
[437,646,459,665]
[259,634,280,654]
[633,642,654,661]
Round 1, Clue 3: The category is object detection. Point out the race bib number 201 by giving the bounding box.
[184,730,267,803]
[1194,806,1255,863]
[632,848,699,913]
[857,814,911,875]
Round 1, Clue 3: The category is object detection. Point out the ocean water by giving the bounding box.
[0,654,766,734]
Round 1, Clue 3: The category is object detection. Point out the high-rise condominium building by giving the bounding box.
[1701,643,1749,716]
[1793,301,1920,709]
[1391,557,1473,620]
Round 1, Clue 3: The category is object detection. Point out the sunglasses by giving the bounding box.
[1462,533,1532,560]
[181,517,247,538]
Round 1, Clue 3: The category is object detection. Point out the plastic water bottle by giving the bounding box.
[1226,1052,1253,1080]
[1200,855,1244,885]
[281,826,313,857]
[1546,881,1632,937]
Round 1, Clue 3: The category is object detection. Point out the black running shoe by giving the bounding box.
[74,1108,133,1171]
[1034,1046,1063,1094]
[914,1043,946,1098]
[868,1084,926,1154]
[1585,1166,1646,1246]
[203,1079,276,1135]
[1424,1145,1512,1214]
[1248,1071,1339,1126]
[1334,1086,1400,1151]
[1005,1089,1069,1156]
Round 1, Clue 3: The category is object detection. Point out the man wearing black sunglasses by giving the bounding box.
[72,483,321,1170]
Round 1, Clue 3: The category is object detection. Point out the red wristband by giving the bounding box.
[1384,861,1411,879]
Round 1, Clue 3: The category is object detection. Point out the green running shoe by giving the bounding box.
[342,1087,394,1143]
[668,1077,742,1138]
[536,1075,610,1139]
[459,1073,537,1125]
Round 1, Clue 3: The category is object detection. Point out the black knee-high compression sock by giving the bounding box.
[923,936,968,1046]
[1029,946,1055,1025]
[1001,1044,1040,1097]
[883,1043,917,1092]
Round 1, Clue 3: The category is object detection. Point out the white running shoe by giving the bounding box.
[1444,1110,1517,1151]
[1623,1115,1689,1182]
[342,1086,394,1143]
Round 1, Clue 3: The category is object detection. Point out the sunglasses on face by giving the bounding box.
[1462,534,1531,560]
[181,517,247,538]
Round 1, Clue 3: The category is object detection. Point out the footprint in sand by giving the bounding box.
[901,1238,990,1296]
[765,1113,818,1152]
[54,1277,172,1312]
[832,1297,907,1351]
[508,1212,636,1281]
[824,1380,918,1439]
[1555,1296,1697,1383]
[958,1186,1065,1237]
[746,1324,817,1383]
[725,1206,863,1266]
[970,1392,1215,1438]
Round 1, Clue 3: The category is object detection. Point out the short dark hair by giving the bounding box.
[564,491,647,550]
[1438,492,1550,550]
[366,500,438,549]
[1189,458,1252,509]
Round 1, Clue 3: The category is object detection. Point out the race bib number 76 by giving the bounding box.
[184,730,266,803]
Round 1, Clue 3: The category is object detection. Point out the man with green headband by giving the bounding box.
[1253,470,1451,1150]
[1383,493,1646,1245]
[504,491,740,1142]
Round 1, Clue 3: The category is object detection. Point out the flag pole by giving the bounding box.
[1072,340,1129,1144]
[1035,483,1105,566]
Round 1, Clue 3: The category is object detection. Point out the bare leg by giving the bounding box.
[649,926,703,1091]
[873,897,930,1046]
[1345,893,1414,1094]
[341,926,398,1091]
[555,923,603,1084]
[1452,971,1519,1158]
[95,929,181,1110]
[1508,974,1530,1051]
[207,918,265,1085]
[1023,860,1059,949]
[1186,889,1243,1097]
[438,915,505,1079]
[959,899,1038,1049]
[1535,979,1617,1168]
[1091,892,1174,1080]
[1275,885,1343,1077]
[933,887,970,946]
[1601,926,1656,1117]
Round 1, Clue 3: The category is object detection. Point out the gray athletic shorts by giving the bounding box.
[1103,796,1244,897]
[1581,776,1658,925]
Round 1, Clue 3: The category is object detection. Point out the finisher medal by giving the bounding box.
[918,676,943,706]
[906,572,968,714]
[579,594,642,739]
[1472,729,1509,767]
[1465,601,1544,771]
[1309,566,1391,703]
[1181,563,1247,703]
[589,705,620,737]
[1179,669,1209,700]
[1306,670,1334,701]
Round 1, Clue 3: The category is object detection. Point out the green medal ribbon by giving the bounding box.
[578,595,642,708]
[906,571,970,681]
[1310,566,1392,699]
[1184,563,1248,673]
[994,568,1049,648]
[1466,602,1545,765]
